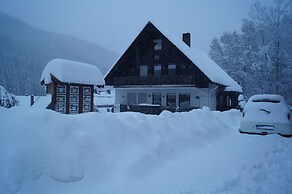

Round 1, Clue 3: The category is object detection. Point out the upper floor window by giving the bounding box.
[168,63,176,75]
[154,64,161,76]
[140,65,148,76]
[153,39,162,50]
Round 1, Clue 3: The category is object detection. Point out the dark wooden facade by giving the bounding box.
[42,75,95,114]
[105,22,210,88]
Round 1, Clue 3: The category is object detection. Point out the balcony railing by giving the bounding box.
[113,75,204,86]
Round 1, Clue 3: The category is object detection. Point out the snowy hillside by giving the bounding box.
[0,106,291,194]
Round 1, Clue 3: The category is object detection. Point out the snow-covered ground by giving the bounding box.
[0,97,291,194]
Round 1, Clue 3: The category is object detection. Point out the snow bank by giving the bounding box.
[0,106,291,194]
[40,59,105,86]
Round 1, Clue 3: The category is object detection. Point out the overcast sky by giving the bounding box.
[0,0,274,55]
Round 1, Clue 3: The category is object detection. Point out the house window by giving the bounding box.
[83,103,91,112]
[55,104,66,113]
[70,86,79,94]
[140,65,148,76]
[154,64,161,76]
[83,96,91,104]
[56,85,66,94]
[227,96,232,107]
[153,39,162,50]
[69,104,78,114]
[179,94,190,109]
[167,94,176,107]
[56,95,66,103]
[83,87,91,95]
[168,63,176,75]
[70,95,79,103]
[152,93,162,105]
[127,93,137,105]
[138,93,147,104]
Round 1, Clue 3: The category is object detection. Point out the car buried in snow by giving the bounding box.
[239,94,292,137]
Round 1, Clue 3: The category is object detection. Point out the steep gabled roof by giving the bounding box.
[106,21,242,92]
[41,59,105,86]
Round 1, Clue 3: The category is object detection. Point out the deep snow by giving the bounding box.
[0,101,291,194]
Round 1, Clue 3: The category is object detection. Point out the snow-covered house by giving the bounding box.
[105,21,242,114]
[41,59,104,114]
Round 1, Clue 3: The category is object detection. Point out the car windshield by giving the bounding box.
[252,99,280,103]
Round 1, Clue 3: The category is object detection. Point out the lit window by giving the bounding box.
[140,65,148,76]
[154,64,161,76]
[168,63,176,75]
[153,39,162,50]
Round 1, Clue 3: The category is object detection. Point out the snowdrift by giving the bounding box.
[0,107,291,194]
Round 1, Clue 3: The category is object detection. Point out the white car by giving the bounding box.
[239,94,292,137]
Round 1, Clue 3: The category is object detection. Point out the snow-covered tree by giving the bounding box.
[0,85,18,108]
[209,0,292,104]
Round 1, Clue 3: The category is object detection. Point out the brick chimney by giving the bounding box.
[182,33,191,47]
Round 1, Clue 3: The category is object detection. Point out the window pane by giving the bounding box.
[127,93,136,105]
[56,104,66,113]
[69,104,78,114]
[83,104,91,112]
[153,39,162,50]
[83,87,91,95]
[56,95,66,103]
[70,86,79,94]
[138,93,147,104]
[168,63,176,75]
[167,94,176,107]
[56,85,66,94]
[152,93,161,105]
[140,65,148,76]
[179,94,190,109]
[70,95,79,103]
[154,64,161,76]
[83,96,91,103]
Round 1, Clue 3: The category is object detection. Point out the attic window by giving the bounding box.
[153,39,162,50]
[154,64,161,76]
[168,63,176,75]
[140,65,148,76]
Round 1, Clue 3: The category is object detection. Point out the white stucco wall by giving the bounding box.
[115,85,218,111]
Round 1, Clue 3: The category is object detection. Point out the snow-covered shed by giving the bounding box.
[40,59,104,114]
[105,21,242,113]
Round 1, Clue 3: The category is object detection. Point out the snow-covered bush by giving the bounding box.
[0,85,18,108]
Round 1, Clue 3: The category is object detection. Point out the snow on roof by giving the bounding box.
[150,21,242,93]
[41,59,105,86]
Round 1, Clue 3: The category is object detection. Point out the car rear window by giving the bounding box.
[252,99,280,103]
